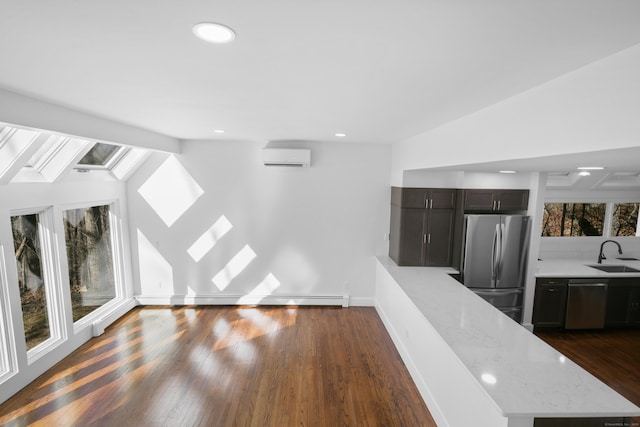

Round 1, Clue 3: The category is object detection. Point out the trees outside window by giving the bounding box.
[11,213,51,350]
[611,203,639,237]
[542,203,605,237]
[63,205,116,322]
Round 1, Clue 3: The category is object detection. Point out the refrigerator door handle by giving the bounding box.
[491,225,499,285]
[496,222,505,286]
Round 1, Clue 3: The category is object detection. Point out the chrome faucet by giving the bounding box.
[598,240,623,263]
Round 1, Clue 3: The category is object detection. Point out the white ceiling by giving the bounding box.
[2,1,640,148]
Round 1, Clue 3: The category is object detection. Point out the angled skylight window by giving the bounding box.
[1,122,150,183]
[77,143,122,167]
[24,134,67,169]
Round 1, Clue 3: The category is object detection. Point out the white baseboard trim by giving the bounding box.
[135,294,350,307]
[347,296,374,306]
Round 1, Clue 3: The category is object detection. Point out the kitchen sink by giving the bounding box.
[587,264,640,273]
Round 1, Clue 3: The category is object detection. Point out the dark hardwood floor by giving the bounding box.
[536,328,640,425]
[0,306,436,427]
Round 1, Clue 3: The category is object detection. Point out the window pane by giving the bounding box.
[11,214,51,350]
[77,143,120,166]
[64,205,116,322]
[612,203,639,237]
[542,203,605,236]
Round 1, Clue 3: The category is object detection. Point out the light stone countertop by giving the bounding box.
[377,256,640,418]
[536,258,640,278]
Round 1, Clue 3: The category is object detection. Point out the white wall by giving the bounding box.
[391,43,640,186]
[127,140,391,306]
[0,177,135,404]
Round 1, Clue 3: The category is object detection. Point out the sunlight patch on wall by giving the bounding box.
[137,156,204,227]
[236,273,281,305]
[212,245,256,291]
[137,230,174,293]
[187,215,233,262]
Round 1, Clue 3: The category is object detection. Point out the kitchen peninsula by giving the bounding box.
[375,256,640,427]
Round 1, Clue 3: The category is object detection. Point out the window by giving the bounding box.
[11,213,52,350]
[611,203,639,237]
[542,203,606,237]
[63,205,116,322]
[77,143,125,168]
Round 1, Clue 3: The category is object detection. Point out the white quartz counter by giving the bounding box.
[537,258,640,278]
[376,256,640,420]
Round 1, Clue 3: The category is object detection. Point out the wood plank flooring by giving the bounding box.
[0,306,436,427]
[536,329,640,425]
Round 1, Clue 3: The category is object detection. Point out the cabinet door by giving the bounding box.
[429,189,457,209]
[629,288,640,325]
[397,208,427,266]
[464,190,495,211]
[495,190,529,212]
[424,209,455,266]
[399,188,429,208]
[532,279,568,328]
[605,285,632,326]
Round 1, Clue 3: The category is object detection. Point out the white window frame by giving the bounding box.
[609,201,640,237]
[10,207,68,365]
[74,145,130,171]
[0,242,18,383]
[60,200,128,334]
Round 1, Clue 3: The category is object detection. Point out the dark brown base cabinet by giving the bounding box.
[533,277,640,329]
[605,278,640,327]
[532,279,569,328]
[389,187,457,266]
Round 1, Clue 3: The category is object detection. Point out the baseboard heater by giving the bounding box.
[135,294,349,307]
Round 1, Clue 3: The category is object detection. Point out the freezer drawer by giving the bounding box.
[565,281,608,330]
[472,288,523,307]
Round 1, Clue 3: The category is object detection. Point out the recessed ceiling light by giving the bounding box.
[214,129,225,133]
[499,170,516,174]
[578,171,591,177]
[335,133,346,137]
[577,166,604,170]
[192,22,236,44]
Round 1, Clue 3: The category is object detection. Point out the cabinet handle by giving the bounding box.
[425,197,428,209]
[423,234,427,244]
[497,200,501,210]
[428,234,431,244]
[492,200,496,210]
[429,199,433,209]
[547,288,557,292]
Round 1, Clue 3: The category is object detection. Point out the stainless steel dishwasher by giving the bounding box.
[565,279,608,329]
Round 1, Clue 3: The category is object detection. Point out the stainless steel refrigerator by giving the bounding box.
[461,214,531,322]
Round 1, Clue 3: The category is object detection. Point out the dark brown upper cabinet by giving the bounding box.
[463,189,529,213]
[389,187,457,266]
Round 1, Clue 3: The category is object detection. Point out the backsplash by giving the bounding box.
[538,237,640,262]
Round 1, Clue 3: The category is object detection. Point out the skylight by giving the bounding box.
[77,143,122,166]
[0,123,151,183]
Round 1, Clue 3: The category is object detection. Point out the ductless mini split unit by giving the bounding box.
[262,148,311,167]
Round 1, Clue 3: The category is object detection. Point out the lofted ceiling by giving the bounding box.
[1,1,640,147]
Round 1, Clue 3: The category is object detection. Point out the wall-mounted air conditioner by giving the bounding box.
[262,148,311,167]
